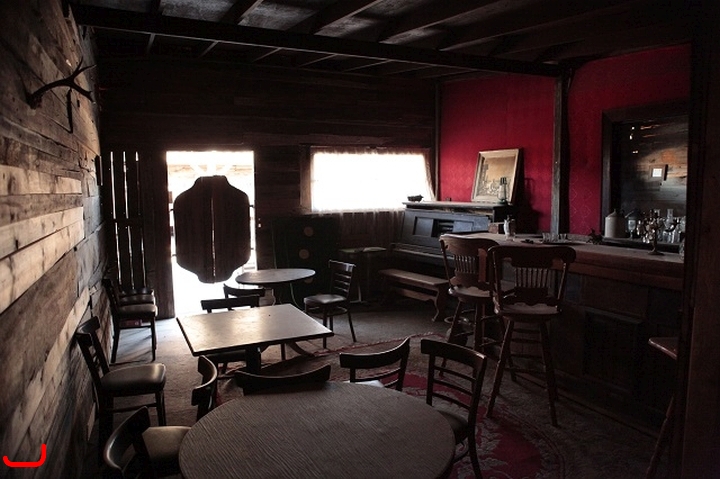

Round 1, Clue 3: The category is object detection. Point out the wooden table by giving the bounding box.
[179,382,455,479]
[176,304,333,372]
[236,268,316,305]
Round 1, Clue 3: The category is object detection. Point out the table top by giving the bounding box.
[179,381,455,479]
[235,268,315,286]
[176,304,333,357]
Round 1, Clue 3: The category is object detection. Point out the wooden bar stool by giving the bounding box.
[646,336,678,479]
[485,244,576,427]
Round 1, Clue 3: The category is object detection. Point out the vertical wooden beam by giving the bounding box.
[677,0,720,476]
[552,70,571,234]
[140,150,174,319]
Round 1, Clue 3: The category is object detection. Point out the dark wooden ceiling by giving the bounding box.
[69,0,693,80]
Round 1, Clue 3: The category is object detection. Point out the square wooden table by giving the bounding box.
[176,303,333,372]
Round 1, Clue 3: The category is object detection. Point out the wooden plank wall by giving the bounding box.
[96,59,436,316]
[0,1,104,477]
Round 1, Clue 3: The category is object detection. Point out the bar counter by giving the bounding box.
[467,233,683,426]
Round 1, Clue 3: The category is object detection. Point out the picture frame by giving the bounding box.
[472,148,521,204]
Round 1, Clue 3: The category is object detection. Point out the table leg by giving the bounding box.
[245,346,262,373]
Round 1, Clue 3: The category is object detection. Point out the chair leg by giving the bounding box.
[447,302,469,346]
[323,309,330,349]
[346,309,357,342]
[486,320,515,418]
[646,395,675,478]
[468,428,483,479]
[98,398,114,461]
[111,328,121,364]
[150,317,157,361]
[156,391,167,426]
[539,323,558,427]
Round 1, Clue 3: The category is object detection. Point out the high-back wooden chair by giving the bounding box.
[439,234,500,352]
[485,244,576,427]
[339,337,411,390]
[75,316,167,461]
[103,356,219,478]
[303,260,357,348]
[421,338,487,479]
[235,364,332,395]
[103,278,158,363]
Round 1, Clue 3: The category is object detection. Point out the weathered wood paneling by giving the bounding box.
[0,0,104,477]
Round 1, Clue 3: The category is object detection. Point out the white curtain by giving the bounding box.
[310,146,434,212]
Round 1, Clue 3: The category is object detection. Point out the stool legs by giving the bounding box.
[646,395,675,478]
[486,319,559,427]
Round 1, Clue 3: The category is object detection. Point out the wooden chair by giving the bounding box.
[192,355,220,421]
[198,295,263,376]
[103,356,218,478]
[234,364,332,395]
[421,338,487,479]
[485,244,576,427]
[103,278,158,363]
[439,234,501,353]
[303,260,357,348]
[223,282,265,300]
[339,337,411,390]
[75,316,167,461]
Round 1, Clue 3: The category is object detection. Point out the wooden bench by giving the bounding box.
[378,269,448,322]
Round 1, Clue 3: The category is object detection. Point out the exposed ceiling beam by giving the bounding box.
[72,4,562,77]
[377,0,506,43]
[200,0,265,58]
[290,0,384,34]
[439,0,647,52]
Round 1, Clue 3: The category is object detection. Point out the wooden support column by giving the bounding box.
[552,69,571,235]
[677,0,720,476]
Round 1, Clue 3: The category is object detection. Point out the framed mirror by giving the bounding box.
[601,101,688,220]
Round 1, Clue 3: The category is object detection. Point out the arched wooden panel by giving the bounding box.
[174,176,251,283]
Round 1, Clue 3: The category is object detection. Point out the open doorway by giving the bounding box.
[166,150,256,315]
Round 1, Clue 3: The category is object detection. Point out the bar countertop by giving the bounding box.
[466,233,684,291]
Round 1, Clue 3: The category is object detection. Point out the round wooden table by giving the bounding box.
[236,268,315,305]
[179,382,455,479]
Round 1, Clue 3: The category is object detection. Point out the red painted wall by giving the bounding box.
[439,44,690,233]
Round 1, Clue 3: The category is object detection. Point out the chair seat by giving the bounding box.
[449,286,492,303]
[436,407,470,444]
[143,425,190,474]
[343,379,385,388]
[101,363,167,395]
[116,302,157,317]
[304,293,345,307]
[118,293,155,305]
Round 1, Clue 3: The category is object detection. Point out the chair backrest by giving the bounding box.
[339,337,411,391]
[103,277,122,313]
[200,295,260,313]
[488,244,576,309]
[439,234,498,291]
[75,316,111,387]
[103,406,152,479]
[191,356,219,420]
[235,364,332,395]
[420,338,487,428]
[223,283,265,298]
[328,260,355,297]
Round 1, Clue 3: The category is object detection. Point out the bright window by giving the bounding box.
[311,149,434,211]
